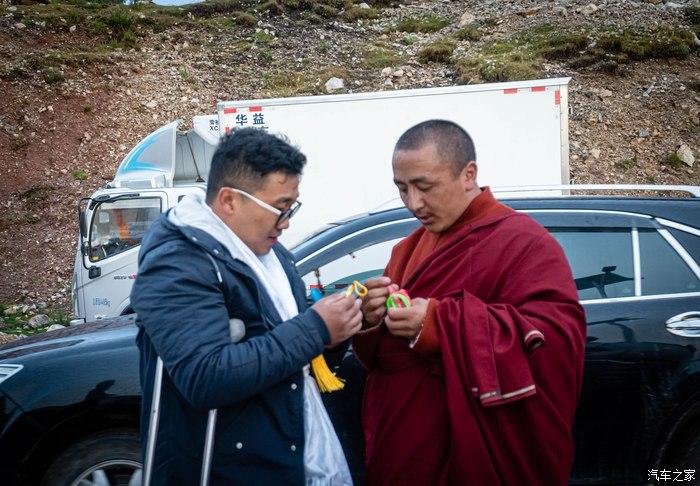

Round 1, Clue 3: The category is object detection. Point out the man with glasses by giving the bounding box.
[132,128,360,484]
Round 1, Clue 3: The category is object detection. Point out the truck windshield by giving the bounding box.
[89,197,162,262]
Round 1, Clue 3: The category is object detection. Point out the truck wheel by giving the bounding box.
[42,429,141,486]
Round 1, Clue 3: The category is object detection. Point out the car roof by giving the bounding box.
[291,195,700,261]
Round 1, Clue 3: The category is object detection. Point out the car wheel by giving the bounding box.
[42,429,142,486]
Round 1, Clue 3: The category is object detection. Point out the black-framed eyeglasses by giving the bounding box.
[230,188,302,226]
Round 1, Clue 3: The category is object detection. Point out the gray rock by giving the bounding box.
[359,2,370,9]
[28,314,51,329]
[638,129,650,138]
[458,11,476,28]
[324,77,345,93]
[677,144,695,167]
[581,4,598,15]
[3,307,17,316]
[590,148,601,159]
[393,69,405,78]
[599,89,613,98]
[47,324,66,332]
[37,301,47,310]
[381,67,392,77]
[553,6,568,15]
[664,2,682,9]
[14,23,26,30]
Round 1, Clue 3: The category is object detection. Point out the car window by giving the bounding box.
[301,238,403,295]
[89,197,162,262]
[639,229,700,296]
[549,228,635,301]
[668,228,700,263]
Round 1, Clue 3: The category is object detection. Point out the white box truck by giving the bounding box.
[71,77,571,323]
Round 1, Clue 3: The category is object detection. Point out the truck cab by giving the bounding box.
[72,116,218,323]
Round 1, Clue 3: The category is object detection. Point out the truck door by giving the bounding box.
[79,193,166,321]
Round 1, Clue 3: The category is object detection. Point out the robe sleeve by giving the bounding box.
[410,298,441,357]
[437,233,586,407]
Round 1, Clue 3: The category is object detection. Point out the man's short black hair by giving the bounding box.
[394,120,476,176]
[206,128,306,204]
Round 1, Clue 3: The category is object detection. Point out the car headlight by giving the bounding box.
[0,364,23,385]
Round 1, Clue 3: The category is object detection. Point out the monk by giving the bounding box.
[353,120,587,485]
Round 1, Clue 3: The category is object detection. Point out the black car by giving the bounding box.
[1,185,700,485]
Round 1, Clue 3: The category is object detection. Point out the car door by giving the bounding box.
[79,194,166,320]
[533,211,700,485]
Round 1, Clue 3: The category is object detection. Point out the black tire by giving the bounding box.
[42,429,142,486]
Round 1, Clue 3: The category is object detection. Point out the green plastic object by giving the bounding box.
[386,292,411,309]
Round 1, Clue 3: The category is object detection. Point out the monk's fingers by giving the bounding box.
[386,307,416,320]
[363,295,388,312]
[365,287,391,302]
[364,276,392,289]
[385,318,418,337]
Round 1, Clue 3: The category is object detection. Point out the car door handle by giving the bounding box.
[666,312,700,337]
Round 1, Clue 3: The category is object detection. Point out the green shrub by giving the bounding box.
[363,47,402,68]
[344,6,379,22]
[72,170,88,181]
[417,38,456,64]
[396,15,450,33]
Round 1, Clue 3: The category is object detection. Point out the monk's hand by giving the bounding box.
[385,297,428,340]
[361,277,395,328]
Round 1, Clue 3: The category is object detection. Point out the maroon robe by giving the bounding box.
[353,188,586,485]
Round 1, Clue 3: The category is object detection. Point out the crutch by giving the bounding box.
[142,356,218,486]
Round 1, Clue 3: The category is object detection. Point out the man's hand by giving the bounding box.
[312,293,363,346]
[385,297,429,339]
[361,277,396,328]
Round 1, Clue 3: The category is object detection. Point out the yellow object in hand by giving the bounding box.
[344,280,368,298]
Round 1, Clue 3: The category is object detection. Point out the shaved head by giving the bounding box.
[394,120,476,177]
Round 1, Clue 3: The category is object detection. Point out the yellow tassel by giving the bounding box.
[311,354,345,392]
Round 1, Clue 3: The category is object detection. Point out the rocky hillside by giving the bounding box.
[0,0,698,338]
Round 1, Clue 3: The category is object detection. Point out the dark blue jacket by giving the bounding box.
[131,214,330,485]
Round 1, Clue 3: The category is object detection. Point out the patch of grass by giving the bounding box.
[254,30,274,44]
[72,170,88,181]
[117,30,138,49]
[478,59,539,82]
[313,3,338,18]
[232,10,257,26]
[83,105,92,114]
[259,1,283,15]
[482,17,497,28]
[43,68,65,84]
[105,8,134,33]
[11,138,29,151]
[183,0,253,18]
[178,66,197,84]
[615,157,637,171]
[263,71,312,97]
[417,38,456,64]
[456,57,539,83]
[24,212,40,224]
[362,47,403,68]
[400,34,418,45]
[21,186,52,204]
[662,153,684,169]
[344,6,379,22]
[597,28,695,60]
[685,6,700,25]
[453,22,481,42]
[396,15,451,33]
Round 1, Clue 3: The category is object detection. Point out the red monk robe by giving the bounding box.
[353,188,586,485]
